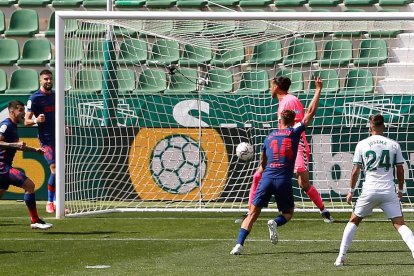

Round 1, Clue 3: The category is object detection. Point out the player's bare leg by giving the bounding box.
[297,170,333,223]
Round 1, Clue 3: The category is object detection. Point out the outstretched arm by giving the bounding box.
[303,77,323,127]
[0,136,43,154]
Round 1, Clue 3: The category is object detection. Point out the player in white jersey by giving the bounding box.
[334,114,414,266]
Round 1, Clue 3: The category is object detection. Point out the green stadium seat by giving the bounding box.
[117,38,147,66]
[179,39,212,66]
[18,0,50,6]
[344,0,378,5]
[308,0,340,6]
[70,69,103,94]
[148,39,180,65]
[379,0,412,5]
[51,69,72,91]
[176,0,208,7]
[0,0,17,6]
[64,38,84,64]
[0,69,7,93]
[113,26,139,37]
[5,9,39,36]
[275,69,304,94]
[203,68,233,93]
[51,0,82,7]
[0,39,19,65]
[45,12,78,37]
[165,68,198,94]
[275,8,296,11]
[340,69,374,95]
[275,0,308,7]
[208,0,238,5]
[249,40,282,67]
[84,41,106,65]
[76,22,106,36]
[133,68,167,94]
[283,38,317,66]
[353,39,388,67]
[45,12,56,37]
[319,39,353,67]
[238,70,269,94]
[115,0,146,8]
[17,39,51,66]
[308,69,339,93]
[0,11,4,35]
[145,0,176,8]
[5,69,39,95]
[117,68,137,95]
[239,0,273,6]
[82,0,107,7]
[210,39,245,67]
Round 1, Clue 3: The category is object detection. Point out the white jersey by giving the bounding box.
[353,135,405,191]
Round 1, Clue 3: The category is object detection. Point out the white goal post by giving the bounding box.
[55,11,414,218]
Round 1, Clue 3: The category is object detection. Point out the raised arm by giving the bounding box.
[303,77,323,127]
[0,136,43,154]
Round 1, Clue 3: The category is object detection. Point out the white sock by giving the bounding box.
[338,222,358,257]
[398,225,414,255]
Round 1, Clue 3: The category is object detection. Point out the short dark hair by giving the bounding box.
[280,110,296,126]
[369,114,385,127]
[40,69,53,77]
[273,76,291,92]
[8,100,24,110]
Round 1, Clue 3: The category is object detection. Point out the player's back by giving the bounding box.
[277,94,304,124]
[355,134,405,190]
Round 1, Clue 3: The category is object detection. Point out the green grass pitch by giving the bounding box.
[1,201,414,275]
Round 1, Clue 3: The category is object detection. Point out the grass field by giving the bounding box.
[1,201,414,275]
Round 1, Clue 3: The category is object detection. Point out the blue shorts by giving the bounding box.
[41,143,55,165]
[0,167,28,190]
[252,177,294,213]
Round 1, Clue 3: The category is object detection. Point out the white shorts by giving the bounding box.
[354,190,402,219]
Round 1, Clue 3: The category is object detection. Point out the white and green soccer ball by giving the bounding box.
[236,142,254,161]
[151,135,207,194]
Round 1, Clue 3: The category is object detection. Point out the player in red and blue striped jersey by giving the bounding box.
[25,69,56,213]
[230,78,322,255]
[0,100,52,229]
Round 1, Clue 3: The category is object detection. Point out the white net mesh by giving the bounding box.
[60,14,414,215]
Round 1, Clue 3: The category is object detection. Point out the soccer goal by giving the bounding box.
[55,11,414,218]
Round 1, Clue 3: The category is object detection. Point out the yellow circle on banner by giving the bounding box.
[8,138,45,194]
[128,128,229,201]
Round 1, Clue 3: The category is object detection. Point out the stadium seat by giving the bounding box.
[283,38,317,66]
[84,41,106,65]
[82,0,107,7]
[340,69,374,95]
[239,0,273,7]
[70,69,103,94]
[238,70,270,94]
[353,39,388,67]
[18,0,50,6]
[117,38,147,66]
[115,0,146,8]
[51,0,82,7]
[0,11,4,35]
[308,69,339,93]
[208,0,238,6]
[117,68,137,95]
[165,68,198,94]
[379,0,412,5]
[203,68,233,93]
[210,39,245,67]
[249,40,282,67]
[76,22,106,36]
[5,9,39,36]
[0,39,19,65]
[308,0,340,6]
[145,0,176,8]
[45,12,78,37]
[176,0,208,7]
[113,26,139,37]
[344,0,378,5]
[17,39,51,66]
[133,68,167,94]
[275,69,304,94]
[148,39,180,65]
[275,0,308,7]
[64,38,84,64]
[51,69,72,91]
[0,0,17,6]
[5,69,39,95]
[0,69,7,93]
[179,39,212,66]
[319,39,353,67]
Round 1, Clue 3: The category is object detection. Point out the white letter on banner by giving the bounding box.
[173,100,210,127]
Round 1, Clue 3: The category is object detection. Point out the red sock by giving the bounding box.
[24,193,40,223]
[305,185,325,211]
[248,171,262,209]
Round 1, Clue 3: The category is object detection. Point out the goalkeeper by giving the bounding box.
[238,76,333,224]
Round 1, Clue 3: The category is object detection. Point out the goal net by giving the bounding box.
[55,11,414,217]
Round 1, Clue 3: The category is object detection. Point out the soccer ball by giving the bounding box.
[236,142,254,161]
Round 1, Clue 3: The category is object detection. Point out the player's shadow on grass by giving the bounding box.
[44,231,119,235]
